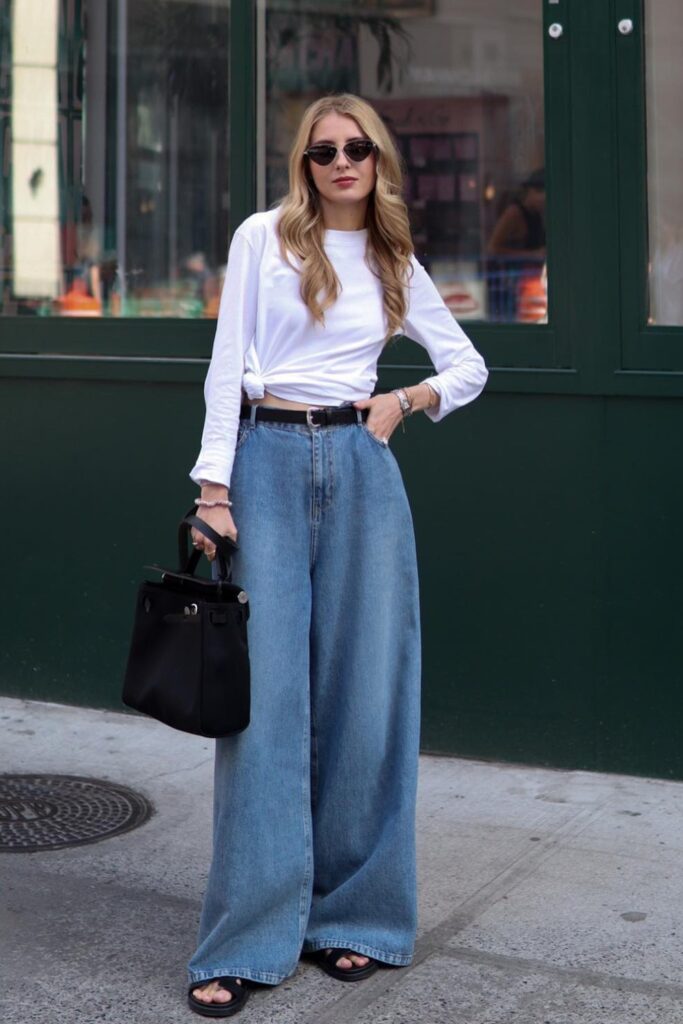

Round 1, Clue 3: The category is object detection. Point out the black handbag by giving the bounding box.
[122,510,250,737]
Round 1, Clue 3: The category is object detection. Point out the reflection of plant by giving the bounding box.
[269,13,412,94]
[364,17,412,93]
[131,1,228,108]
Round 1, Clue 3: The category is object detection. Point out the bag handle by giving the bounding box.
[178,509,239,582]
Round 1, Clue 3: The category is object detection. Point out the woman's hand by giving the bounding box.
[191,484,237,562]
[353,393,403,444]
[354,383,438,443]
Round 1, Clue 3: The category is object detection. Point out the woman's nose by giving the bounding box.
[334,148,351,170]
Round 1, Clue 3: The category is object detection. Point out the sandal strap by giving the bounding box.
[215,977,244,998]
[322,947,372,965]
[189,976,245,999]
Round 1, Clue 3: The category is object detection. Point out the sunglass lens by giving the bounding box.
[345,141,375,162]
[306,145,336,166]
[306,141,375,165]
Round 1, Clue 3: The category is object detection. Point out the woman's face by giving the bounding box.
[306,113,377,212]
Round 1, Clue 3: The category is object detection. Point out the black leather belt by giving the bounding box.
[240,403,369,427]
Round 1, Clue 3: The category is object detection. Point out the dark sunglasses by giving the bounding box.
[304,139,378,167]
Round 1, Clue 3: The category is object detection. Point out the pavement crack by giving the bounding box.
[145,756,213,781]
[413,803,607,953]
[443,945,683,1001]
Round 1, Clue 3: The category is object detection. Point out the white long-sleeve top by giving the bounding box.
[190,207,488,487]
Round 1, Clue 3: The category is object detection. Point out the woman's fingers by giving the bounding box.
[366,419,392,443]
[192,536,215,559]
[192,511,237,545]
[191,527,216,554]
[362,395,402,443]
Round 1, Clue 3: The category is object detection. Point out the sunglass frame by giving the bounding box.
[304,140,378,166]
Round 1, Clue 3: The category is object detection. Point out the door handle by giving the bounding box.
[548,23,563,39]
[617,18,634,35]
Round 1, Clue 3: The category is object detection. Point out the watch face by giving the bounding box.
[393,389,411,414]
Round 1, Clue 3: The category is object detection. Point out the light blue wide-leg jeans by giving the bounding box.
[187,414,421,987]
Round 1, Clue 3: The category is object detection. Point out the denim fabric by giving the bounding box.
[187,416,421,986]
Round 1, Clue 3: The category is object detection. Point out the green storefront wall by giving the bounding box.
[1,1,682,778]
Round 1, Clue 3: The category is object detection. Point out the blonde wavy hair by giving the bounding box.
[277,94,413,339]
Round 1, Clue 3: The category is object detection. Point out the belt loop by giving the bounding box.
[249,404,258,425]
[356,409,363,425]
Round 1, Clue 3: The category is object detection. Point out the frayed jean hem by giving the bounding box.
[302,939,413,967]
[188,967,288,987]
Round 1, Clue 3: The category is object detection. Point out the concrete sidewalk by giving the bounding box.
[2,696,683,1024]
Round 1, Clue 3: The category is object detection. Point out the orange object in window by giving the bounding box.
[55,278,102,317]
[517,267,548,323]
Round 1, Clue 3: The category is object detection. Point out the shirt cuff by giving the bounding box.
[419,377,446,423]
[189,450,232,489]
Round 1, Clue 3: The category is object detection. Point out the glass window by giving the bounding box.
[646,0,683,326]
[0,0,230,319]
[258,0,547,324]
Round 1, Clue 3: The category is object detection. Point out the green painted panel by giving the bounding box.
[2,376,682,780]
[404,394,603,769]
[597,397,683,777]
[0,377,203,708]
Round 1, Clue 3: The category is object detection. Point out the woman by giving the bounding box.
[486,168,546,321]
[187,93,487,1017]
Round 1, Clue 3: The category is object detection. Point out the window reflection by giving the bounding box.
[646,0,683,326]
[486,167,546,322]
[0,0,230,319]
[260,0,547,325]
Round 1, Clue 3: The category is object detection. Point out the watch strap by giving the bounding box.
[392,387,413,416]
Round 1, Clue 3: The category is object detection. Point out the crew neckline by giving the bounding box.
[324,227,368,246]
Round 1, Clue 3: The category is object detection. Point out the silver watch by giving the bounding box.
[392,387,413,417]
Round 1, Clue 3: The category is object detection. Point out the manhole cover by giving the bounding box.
[0,774,153,853]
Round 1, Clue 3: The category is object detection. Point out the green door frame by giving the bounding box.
[614,0,683,376]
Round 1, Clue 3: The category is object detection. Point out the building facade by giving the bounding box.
[1,0,682,778]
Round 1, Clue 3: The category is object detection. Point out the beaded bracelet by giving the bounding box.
[195,498,233,508]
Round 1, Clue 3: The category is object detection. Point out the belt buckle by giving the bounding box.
[306,407,322,428]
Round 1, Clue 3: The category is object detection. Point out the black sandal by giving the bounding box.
[311,947,379,982]
[188,976,249,1017]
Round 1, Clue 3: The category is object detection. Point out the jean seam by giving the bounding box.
[297,688,313,961]
[309,432,320,568]
[322,429,334,514]
[310,696,319,817]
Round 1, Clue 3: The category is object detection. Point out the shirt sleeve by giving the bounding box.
[189,230,259,487]
[403,256,488,422]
